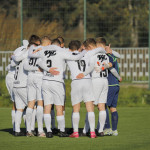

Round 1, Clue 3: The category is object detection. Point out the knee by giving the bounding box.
[110,107,117,113]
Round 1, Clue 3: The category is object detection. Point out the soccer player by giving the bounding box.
[5,40,29,133]
[96,37,121,136]
[6,62,16,133]
[24,36,51,137]
[11,45,29,136]
[77,38,121,136]
[67,40,106,138]
[29,43,86,138]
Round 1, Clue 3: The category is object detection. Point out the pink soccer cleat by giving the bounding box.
[90,132,97,138]
[69,132,79,138]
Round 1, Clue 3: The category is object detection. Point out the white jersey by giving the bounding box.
[13,54,28,88]
[67,51,90,80]
[26,45,43,75]
[90,53,109,79]
[29,45,86,83]
[6,63,16,75]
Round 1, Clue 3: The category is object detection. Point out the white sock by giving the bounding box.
[88,112,95,132]
[51,109,56,129]
[98,110,106,133]
[11,110,16,131]
[63,111,65,129]
[44,114,52,132]
[57,115,65,132]
[73,112,80,132]
[83,112,90,133]
[15,111,23,132]
[31,108,36,131]
[71,110,73,128]
[37,106,44,133]
[22,110,26,129]
[63,111,65,116]
[26,108,33,132]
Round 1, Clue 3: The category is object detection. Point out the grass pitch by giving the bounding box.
[0,107,149,150]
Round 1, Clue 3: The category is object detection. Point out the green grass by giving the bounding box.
[0,107,150,150]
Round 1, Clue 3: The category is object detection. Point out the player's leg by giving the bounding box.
[51,104,59,135]
[42,80,53,138]
[36,100,45,137]
[26,75,37,136]
[35,75,45,136]
[85,101,96,138]
[108,86,120,136]
[51,104,55,129]
[69,103,80,138]
[44,104,53,138]
[83,79,96,138]
[52,81,68,137]
[30,105,37,135]
[26,100,36,136]
[11,102,16,133]
[13,88,27,136]
[82,112,90,135]
[6,74,16,133]
[97,103,106,136]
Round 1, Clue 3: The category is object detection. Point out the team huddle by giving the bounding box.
[5,35,122,138]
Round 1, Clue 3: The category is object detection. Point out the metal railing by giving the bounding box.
[0,48,149,82]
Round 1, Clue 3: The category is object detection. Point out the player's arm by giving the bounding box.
[37,60,59,75]
[105,44,120,58]
[11,50,28,62]
[63,50,86,61]
[28,46,42,58]
[109,67,122,82]
[85,47,106,58]
[23,59,39,72]
[76,57,95,79]
[111,50,120,58]
[10,59,18,67]
[6,64,11,71]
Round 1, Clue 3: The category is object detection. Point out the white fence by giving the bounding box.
[0,48,149,82]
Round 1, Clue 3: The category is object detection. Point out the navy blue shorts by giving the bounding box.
[106,86,120,108]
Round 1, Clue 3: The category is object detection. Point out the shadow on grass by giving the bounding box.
[0,128,85,136]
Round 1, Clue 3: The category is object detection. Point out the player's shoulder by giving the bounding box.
[107,53,117,62]
[13,46,27,55]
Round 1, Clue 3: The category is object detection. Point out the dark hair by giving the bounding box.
[51,38,61,46]
[28,35,41,47]
[57,36,64,44]
[96,37,107,46]
[83,38,96,49]
[68,40,81,51]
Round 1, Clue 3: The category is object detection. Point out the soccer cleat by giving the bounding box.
[38,132,46,137]
[69,132,79,138]
[112,130,118,136]
[90,132,96,138]
[103,128,112,136]
[14,131,25,136]
[67,128,73,135]
[46,132,53,138]
[52,128,60,135]
[26,131,34,137]
[58,131,69,137]
[97,132,104,137]
[31,130,37,136]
